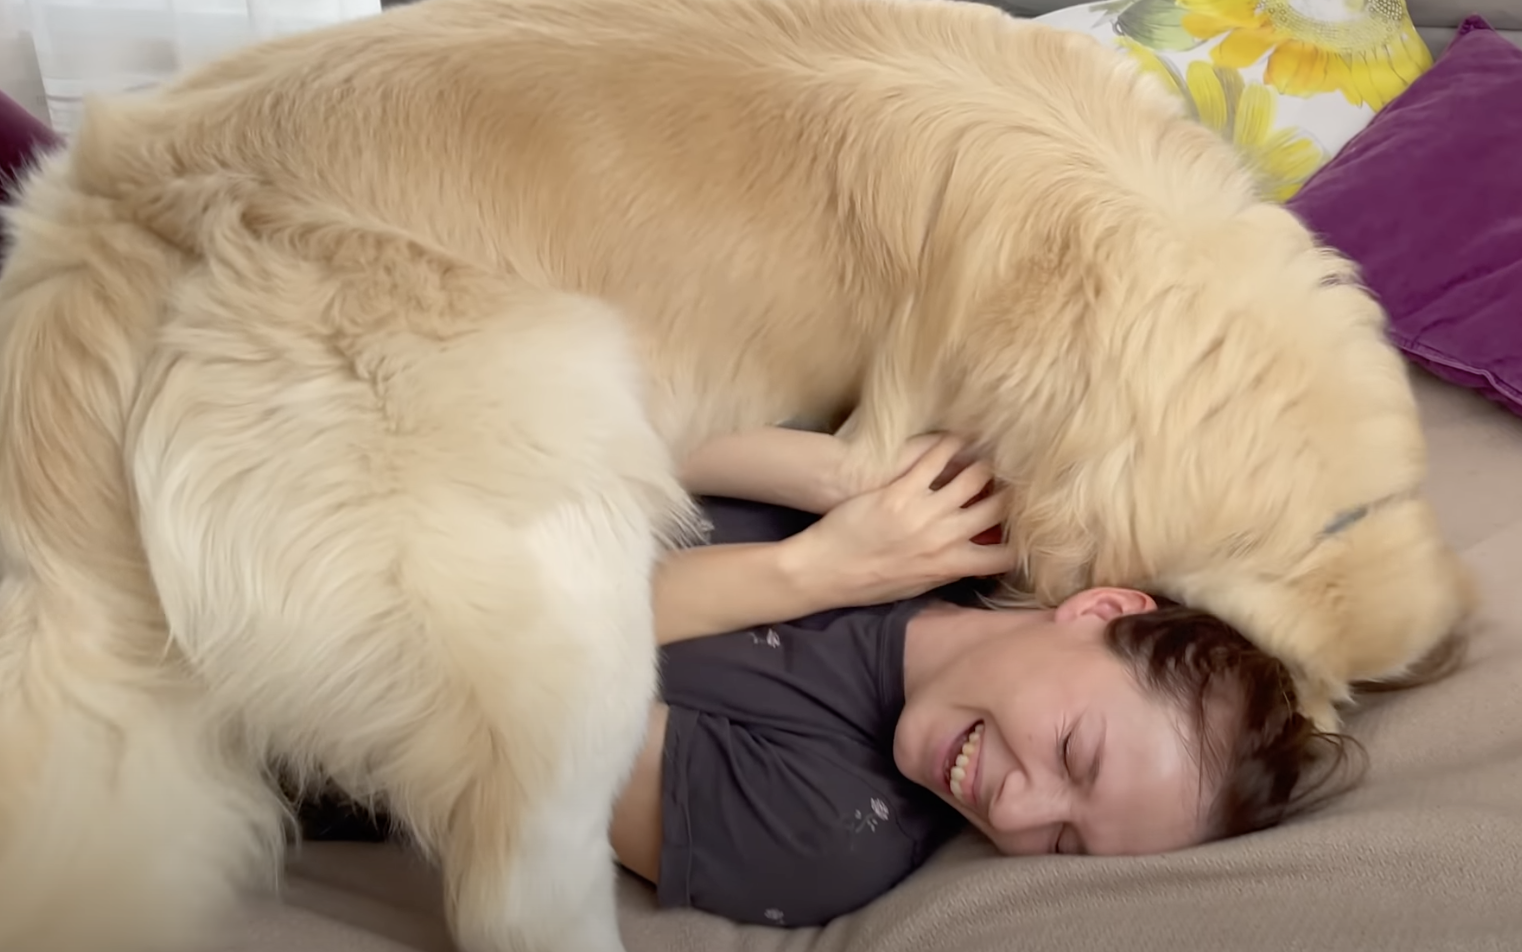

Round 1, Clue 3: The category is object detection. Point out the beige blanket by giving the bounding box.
[226,368,1522,952]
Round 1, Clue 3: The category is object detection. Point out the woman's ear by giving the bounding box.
[1053,587,1157,626]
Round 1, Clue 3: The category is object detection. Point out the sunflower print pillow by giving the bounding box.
[1034,0,1433,200]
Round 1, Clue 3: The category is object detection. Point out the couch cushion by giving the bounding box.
[1287,15,1522,420]
[1031,0,1432,200]
[975,0,1522,53]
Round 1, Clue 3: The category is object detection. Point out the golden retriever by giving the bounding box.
[0,0,1472,951]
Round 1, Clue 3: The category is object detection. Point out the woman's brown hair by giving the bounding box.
[1104,599,1368,841]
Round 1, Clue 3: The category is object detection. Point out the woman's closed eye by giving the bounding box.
[1052,824,1076,855]
[1055,730,1091,856]
[1065,723,1106,792]
[1049,733,1075,854]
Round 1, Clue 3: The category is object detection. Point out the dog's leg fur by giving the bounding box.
[433,502,662,952]
[0,166,287,952]
[120,205,688,952]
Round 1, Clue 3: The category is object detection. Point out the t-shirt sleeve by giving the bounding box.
[656,704,930,927]
[697,496,819,547]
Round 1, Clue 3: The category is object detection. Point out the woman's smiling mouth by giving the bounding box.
[943,720,984,809]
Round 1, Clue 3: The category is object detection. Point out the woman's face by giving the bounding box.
[894,589,1220,856]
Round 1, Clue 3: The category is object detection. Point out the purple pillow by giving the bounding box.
[1287,16,1522,419]
[0,92,59,209]
[1,92,62,270]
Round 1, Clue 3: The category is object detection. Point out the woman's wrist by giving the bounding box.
[786,431,853,513]
[679,427,853,514]
[775,524,872,612]
[654,538,851,644]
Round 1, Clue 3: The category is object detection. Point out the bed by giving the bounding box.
[3,2,1520,951]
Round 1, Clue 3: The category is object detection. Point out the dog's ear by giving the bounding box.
[839,214,1009,474]
[835,294,945,474]
[842,110,1110,461]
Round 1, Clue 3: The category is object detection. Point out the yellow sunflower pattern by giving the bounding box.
[1038,0,1433,200]
[1120,39,1326,200]
[1175,0,1433,109]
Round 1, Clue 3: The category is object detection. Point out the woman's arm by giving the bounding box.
[655,436,1017,645]
[653,539,839,645]
[677,426,850,514]
[656,426,872,646]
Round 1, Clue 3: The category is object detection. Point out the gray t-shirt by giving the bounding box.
[655,498,965,927]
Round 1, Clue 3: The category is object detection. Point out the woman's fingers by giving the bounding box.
[896,432,946,469]
[958,541,1021,579]
[899,434,967,492]
[942,485,1014,579]
[938,456,995,508]
[954,486,1011,537]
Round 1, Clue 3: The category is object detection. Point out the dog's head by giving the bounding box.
[1126,209,1479,730]
[1162,491,1476,731]
[834,19,1475,728]
[1026,233,1477,729]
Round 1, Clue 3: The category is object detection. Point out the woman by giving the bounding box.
[302,429,1354,927]
[611,427,1355,926]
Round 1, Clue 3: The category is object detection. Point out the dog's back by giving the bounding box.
[56,0,1260,447]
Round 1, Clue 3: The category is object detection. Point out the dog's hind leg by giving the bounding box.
[384,307,689,952]
[129,237,689,952]
[426,492,667,952]
[0,187,287,952]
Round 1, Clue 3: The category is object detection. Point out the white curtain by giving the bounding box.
[0,0,382,134]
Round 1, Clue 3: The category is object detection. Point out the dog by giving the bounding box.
[0,1,1473,951]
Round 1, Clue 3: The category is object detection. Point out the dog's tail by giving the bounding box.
[0,143,281,952]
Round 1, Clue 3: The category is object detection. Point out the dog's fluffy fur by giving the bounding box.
[0,0,1473,950]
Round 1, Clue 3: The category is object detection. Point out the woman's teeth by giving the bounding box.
[948,721,983,805]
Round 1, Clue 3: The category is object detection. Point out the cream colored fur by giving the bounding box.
[0,0,1472,950]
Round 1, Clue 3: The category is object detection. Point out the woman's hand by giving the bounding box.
[821,432,950,510]
[788,435,1019,606]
